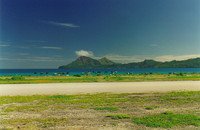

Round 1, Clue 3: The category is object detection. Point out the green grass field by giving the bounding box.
[0,91,200,129]
[0,73,199,84]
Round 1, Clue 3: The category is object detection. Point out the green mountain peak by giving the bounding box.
[98,57,116,65]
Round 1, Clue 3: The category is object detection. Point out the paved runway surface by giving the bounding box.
[0,81,199,96]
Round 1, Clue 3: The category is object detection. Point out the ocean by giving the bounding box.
[0,68,200,76]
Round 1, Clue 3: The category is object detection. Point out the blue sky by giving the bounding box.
[0,0,200,68]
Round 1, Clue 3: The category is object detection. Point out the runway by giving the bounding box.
[0,81,199,96]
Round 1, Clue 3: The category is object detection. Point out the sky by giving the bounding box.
[0,0,200,69]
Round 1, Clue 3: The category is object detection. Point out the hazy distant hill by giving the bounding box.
[58,56,200,69]
[158,58,200,68]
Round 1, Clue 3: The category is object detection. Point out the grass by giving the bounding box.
[94,107,119,111]
[133,113,200,128]
[0,73,199,84]
[2,117,68,128]
[0,91,200,129]
[0,127,13,130]
[0,113,9,115]
[106,114,131,119]
[159,91,200,104]
[145,106,155,110]
[2,104,47,112]
[162,111,174,115]
[0,91,199,107]
[35,117,67,128]
[0,95,46,105]
[48,95,75,99]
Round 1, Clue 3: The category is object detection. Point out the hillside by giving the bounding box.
[59,56,102,69]
[98,57,116,65]
[58,57,200,69]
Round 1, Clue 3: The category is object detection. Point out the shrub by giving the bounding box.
[73,74,81,77]
[86,72,91,76]
[176,72,184,76]
[162,111,174,115]
[145,105,159,110]
[145,106,155,110]
[10,76,25,80]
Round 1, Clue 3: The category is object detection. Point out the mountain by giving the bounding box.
[124,59,162,68]
[59,56,118,69]
[58,57,200,69]
[158,58,200,68]
[98,57,116,65]
[59,56,102,69]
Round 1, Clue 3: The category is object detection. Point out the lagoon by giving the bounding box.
[0,68,200,76]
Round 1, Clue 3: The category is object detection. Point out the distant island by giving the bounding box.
[59,56,200,69]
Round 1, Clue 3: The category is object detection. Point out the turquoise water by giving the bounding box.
[0,68,199,76]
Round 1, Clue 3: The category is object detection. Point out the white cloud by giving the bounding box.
[154,54,200,62]
[31,56,64,62]
[31,57,60,62]
[47,21,80,28]
[0,57,9,60]
[102,54,200,63]
[0,56,64,62]
[40,46,62,50]
[103,54,144,63]
[0,44,10,47]
[75,50,94,57]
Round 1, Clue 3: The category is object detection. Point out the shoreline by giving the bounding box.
[0,81,199,96]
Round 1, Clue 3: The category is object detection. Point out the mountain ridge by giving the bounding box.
[58,56,200,69]
[98,57,116,65]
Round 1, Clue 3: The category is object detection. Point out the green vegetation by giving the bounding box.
[145,106,155,110]
[176,72,185,76]
[162,111,174,115]
[0,95,46,105]
[0,73,199,84]
[10,76,25,80]
[48,95,75,99]
[106,114,131,119]
[133,113,200,128]
[0,91,200,129]
[0,127,13,130]
[2,104,47,112]
[94,107,119,111]
[159,91,200,104]
[73,74,82,77]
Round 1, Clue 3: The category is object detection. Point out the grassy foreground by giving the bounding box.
[0,91,200,129]
[0,73,200,84]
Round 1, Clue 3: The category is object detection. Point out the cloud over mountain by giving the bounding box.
[75,50,94,57]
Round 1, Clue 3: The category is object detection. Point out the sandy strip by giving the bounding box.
[0,81,199,96]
